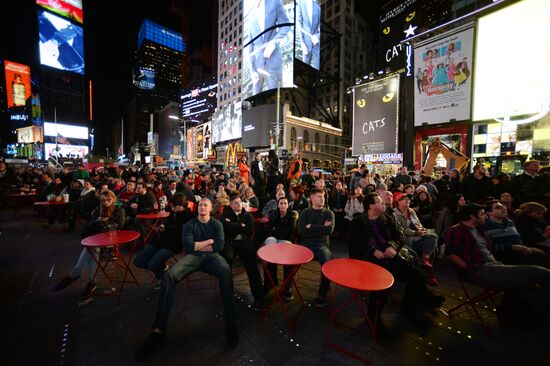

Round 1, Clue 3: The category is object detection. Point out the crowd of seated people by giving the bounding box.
[2,155,550,361]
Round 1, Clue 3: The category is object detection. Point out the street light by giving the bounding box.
[257,68,281,156]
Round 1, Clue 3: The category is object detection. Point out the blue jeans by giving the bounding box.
[70,248,98,281]
[134,245,176,280]
[153,253,236,331]
[301,242,332,297]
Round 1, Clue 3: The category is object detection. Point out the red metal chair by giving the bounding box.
[442,269,501,336]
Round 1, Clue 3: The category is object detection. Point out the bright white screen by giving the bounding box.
[473,0,550,122]
[44,122,88,139]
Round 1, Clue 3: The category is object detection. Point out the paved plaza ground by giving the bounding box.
[1,207,549,365]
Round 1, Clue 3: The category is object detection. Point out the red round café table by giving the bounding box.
[322,258,394,364]
[257,243,314,333]
[136,211,170,244]
[81,230,141,304]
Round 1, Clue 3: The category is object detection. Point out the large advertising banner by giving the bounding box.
[473,0,550,124]
[242,104,277,147]
[295,0,321,70]
[45,143,88,159]
[378,0,420,72]
[352,76,400,156]
[212,101,242,143]
[4,60,31,108]
[414,26,474,125]
[36,0,84,24]
[180,82,217,122]
[133,66,155,90]
[38,9,84,75]
[242,0,295,99]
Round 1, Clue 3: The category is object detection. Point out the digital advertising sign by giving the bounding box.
[194,122,212,160]
[36,0,83,24]
[137,19,185,53]
[133,66,155,90]
[242,104,278,147]
[414,25,474,125]
[212,101,242,143]
[378,0,420,72]
[295,0,321,70]
[45,142,88,159]
[44,122,89,140]
[473,0,550,124]
[352,75,400,156]
[4,60,31,109]
[242,0,295,99]
[180,82,217,122]
[38,9,84,75]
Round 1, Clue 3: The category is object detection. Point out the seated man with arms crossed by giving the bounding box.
[135,198,238,362]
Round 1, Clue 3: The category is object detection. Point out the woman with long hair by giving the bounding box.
[330,181,348,236]
[52,190,126,304]
[416,191,435,228]
[289,185,309,213]
[344,186,364,221]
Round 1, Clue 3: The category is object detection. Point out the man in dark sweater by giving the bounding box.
[482,199,550,268]
[297,187,335,307]
[395,166,412,187]
[462,164,493,203]
[135,198,238,362]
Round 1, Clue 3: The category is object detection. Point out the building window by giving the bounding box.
[290,127,296,151]
[315,132,320,152]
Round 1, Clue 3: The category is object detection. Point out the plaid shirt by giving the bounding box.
[444,222,494,274]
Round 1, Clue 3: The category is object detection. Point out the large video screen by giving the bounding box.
[212,101,242,143]
[242,0,295,99]
[242,104,278,147]
[44,122,88,140]
[36,0,83,24]
[45,142,88,159]
[473,0,550,124]
[295,0,321,69]
[133,66,155,90]
[38,9,84,75]
[4,60,31,109]
[180,82,217,122]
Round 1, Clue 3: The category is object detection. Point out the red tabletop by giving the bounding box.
[257,243,314,266]
[136,211,170,220]
[246,207,258,213]
[81,230,141,248]
[322,258,394,292]
[34,201,68,206]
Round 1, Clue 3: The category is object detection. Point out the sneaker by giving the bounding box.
[254,299,267,312]
[226,323,239,349]
[282,290,293,302]
[315,295,327,308]
[134,332,165,362]
[52,276,79,292]
[80,282,97,300]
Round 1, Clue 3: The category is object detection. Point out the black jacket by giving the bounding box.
[267,209,298,241]
[220,206,255,249]
[127,191,156,215]
[347,212,404,260]
[155,209,194,252]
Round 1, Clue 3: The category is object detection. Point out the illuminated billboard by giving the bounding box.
[45,142,88,159]
[473,0,550,124]
[414,25,474,125]
[4,60,31,108]
[133,66,155,90]
[212,101,242,143]
[38,9,84,75]
[194,122,212,160]
[295,0,321,70]
[137,19,185,52]
[352,76,400,156]
[378,0,420,72]
[36,0,83,24]
[44,122,89,140]
[180,82,217,122]
[242,104,277,147]
[242,0,295,99]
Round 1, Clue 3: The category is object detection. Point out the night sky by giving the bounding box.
[1,0,381,153]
